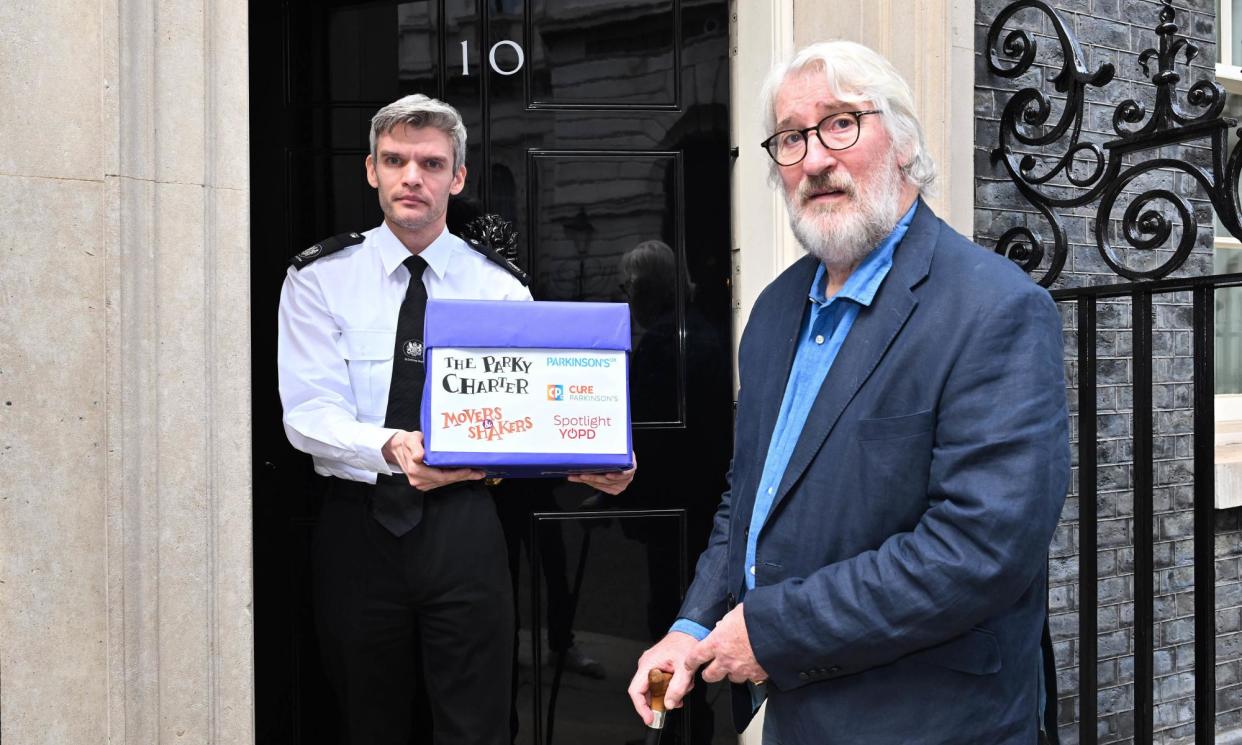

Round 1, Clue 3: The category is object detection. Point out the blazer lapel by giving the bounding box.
[771,201,940,509]
[753,256,820,481]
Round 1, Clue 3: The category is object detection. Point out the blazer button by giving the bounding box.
[827,665,841,674]
[798,672,809,681]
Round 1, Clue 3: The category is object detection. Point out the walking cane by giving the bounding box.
[644,668,672,745]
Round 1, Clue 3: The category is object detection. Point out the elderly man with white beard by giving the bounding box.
[628,41,1069,745]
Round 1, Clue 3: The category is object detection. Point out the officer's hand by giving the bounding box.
[628,630,699,725]
[382,430,484,491]
[568,451,637,495]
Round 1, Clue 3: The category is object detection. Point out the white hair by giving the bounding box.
[760,40,937,194]
[370,94,468,171]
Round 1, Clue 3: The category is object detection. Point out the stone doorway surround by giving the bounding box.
[0,0,253,742]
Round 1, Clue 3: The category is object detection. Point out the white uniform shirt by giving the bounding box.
[278,222,533,483]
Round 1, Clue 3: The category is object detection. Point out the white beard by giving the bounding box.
[785,155,905,269]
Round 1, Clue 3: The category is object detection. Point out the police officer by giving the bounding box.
[277,94,634,745]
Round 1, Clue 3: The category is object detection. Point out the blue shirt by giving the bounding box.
[670,202,916,642]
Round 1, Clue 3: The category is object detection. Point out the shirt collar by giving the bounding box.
[808,200,919,308]
[376,221,454,280]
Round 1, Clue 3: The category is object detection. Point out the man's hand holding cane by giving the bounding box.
[628,603,769,725]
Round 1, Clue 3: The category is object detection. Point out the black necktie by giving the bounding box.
[373,255,429,536]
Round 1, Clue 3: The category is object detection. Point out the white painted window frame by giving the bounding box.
[1220,0,1242,92]
[1214,0,1242,507]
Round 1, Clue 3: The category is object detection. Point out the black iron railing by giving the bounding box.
[986,0,1239,738]
[1050,272,1241,744]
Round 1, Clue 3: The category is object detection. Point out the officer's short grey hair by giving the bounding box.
[759,40,937,194]
[370,94,468,172]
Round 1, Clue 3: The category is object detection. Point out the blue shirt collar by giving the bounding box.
[809,200,918,308]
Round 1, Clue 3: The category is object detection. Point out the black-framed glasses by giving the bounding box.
[760,110,881,166]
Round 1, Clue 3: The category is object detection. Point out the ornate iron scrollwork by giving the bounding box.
[987,0,1240,286]
[460,213,520,263]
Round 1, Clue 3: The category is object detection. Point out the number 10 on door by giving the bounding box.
[460,40,526,76]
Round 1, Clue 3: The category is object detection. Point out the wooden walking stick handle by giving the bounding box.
[648,669,672,727]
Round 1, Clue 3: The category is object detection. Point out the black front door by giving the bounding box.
[251,2,733,742]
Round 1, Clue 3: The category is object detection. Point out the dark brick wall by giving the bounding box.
[973,0,1242,742]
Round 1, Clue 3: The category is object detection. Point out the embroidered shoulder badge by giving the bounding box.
[289,232,365,270]
[465,238,530,286]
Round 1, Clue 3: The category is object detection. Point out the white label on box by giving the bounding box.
[427,347,628,454]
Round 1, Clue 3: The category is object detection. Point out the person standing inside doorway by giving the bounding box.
[278,94,634,744]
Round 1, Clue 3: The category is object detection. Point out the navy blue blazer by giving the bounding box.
[678,201,1070,744]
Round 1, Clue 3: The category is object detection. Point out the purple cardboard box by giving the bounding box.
[420,299,633,477]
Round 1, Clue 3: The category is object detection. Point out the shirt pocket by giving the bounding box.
[337,328,394,419]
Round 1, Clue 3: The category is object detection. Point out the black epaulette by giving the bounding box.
[289,232,365,270]
[466,238,530,286]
